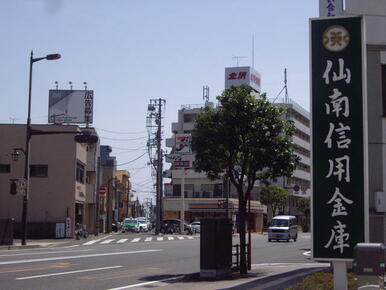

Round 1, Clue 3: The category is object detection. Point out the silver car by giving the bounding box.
[190,221,200,233]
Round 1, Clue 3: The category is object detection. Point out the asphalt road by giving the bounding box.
[0,232,311,290]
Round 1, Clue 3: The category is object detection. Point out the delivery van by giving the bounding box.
[268,215,298,242]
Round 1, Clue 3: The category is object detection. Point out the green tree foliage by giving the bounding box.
[298,197,310,215]
[191,85,300,274]
[297,197,311,232]
[260,185,288,217]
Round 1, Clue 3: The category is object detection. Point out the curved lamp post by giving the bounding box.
[21,51,61,245]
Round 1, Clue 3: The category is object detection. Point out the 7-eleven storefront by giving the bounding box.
[162,198,266,232]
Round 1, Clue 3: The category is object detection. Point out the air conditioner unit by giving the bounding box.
[375,192,386,212]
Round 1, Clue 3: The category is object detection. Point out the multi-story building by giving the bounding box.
[269,98,311,223]
[100,145,117,233]
[0,124,98,238]
[115,170,132,221]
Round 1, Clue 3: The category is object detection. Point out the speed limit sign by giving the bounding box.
[17,178,28,190]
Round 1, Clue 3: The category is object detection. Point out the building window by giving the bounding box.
[76,162,85,183]
[0,164,10,173]
[295,129,310,142]
[30,165,48,177]
[294,145,310,158]
[183,114,196,123]
[297,162,310,173]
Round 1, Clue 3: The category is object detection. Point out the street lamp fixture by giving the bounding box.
[21,51,61,246]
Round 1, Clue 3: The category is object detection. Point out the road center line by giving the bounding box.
[0,249,162,266]
[106,275,185,290]
[16,265,123,280]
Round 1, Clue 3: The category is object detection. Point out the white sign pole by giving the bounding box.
[180,168,185,233]
[333,261,347,290]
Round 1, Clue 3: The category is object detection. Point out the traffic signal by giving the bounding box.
[10,181,17,195]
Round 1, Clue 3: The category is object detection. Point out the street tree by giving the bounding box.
[260,184,288,218]
[191,85,300,274]
[297,197,311,232]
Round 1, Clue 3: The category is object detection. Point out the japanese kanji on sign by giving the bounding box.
[311,16,368,260]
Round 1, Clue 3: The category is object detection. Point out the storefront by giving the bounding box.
[163,197,266,232]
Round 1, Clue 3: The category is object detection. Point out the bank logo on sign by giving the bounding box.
[323,25,350,52]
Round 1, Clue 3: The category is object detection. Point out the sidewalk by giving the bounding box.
[133,263,330,290]
[0,231,115,250]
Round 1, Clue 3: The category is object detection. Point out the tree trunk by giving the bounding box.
[238,195,247,274]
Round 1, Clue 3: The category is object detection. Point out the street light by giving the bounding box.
[21,51,61,245]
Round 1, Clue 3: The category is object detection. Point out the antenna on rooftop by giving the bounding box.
[203,86,210,103]
[252,35,255,69]
[284,68,289,104]
[83,81,87,90]
[232,55,247,67]
[69,81,73,90]
[54,81,59,90]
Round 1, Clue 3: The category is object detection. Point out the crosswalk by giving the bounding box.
[81,235,196,246]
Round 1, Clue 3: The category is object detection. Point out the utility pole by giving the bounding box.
[146,98,166,235]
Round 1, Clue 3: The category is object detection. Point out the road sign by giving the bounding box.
[99,186,107,195]
[17,178,27,190]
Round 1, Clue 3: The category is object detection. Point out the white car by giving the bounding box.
[190,221,200,233]
[137,219,149,232]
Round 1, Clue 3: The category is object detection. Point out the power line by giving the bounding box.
[95,127,147,134]
[113,149,148,155]
[116,151,148,166]
[100,136,148,141]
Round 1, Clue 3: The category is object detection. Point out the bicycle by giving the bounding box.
[75,224,89,240]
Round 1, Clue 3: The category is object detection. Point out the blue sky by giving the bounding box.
[0,0,318,201]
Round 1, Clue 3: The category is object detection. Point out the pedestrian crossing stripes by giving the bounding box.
[117,239,128,244]
[81,235,198,246]
[100,239,115,244]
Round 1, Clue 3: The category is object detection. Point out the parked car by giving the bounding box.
[137,218,149,232]
[190,221,200,233]
[121,218,140,233]
[268,215,298,242]
[160,219,194,234]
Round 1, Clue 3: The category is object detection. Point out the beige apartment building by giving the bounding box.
[115,170,132,221]
[0,124,97,238]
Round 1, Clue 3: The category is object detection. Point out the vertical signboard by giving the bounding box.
[319,0,343,17]
[311,16,367,260]
[175,134,191,153]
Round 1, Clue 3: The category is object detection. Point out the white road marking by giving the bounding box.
[116,239,128,244]
[168,237,174,240]
[144,237,152,242]
[177,236,184,240]
[0,249,93,258]
[156,237,163,241]
[82,235,112,245]
[302,235,311,238]
[131,238,140,243]
[303,251,311,256]
[16,265,123,280]
[187,237,194,239]
[106,275,185,290]
[83,240,100,245]
[100,239,115,244]
[0,249,162,266]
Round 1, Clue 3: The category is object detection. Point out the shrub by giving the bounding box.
[286,272,356,290]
